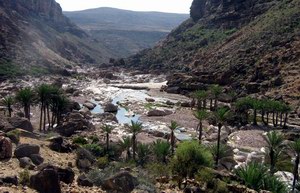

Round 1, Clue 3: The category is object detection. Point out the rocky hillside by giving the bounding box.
[64,8,188,58]
[125,0,300,103]
[0,0,111,79]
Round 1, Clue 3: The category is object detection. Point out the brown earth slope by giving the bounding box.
[124,0,300,103]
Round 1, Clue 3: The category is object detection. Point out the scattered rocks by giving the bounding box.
[14,144,40,158]
[102,171,138,193]
[93,112,118,123]
[147,109,173,117]
[0,137,12,160]
[7,116,33,132]
[0,176,18,186]
[56,112,93,137]
[77,174,93,187]
[104,103,118,113]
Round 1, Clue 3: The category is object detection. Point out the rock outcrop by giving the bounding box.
[0,137,12,160]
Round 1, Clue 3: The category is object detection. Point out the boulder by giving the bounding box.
[104,103,118,113]
[145,98,155,102]
[77,174,93,187]
[0,117,14,132]
[30,165,61,193]
[76,148,95,171]
[48,136,73,153]
[0,176,18,186]
[0,137,12,160]
[56,112,93,137]
[102,171,138,193]
[83,102,96,110]
[147,109,173,117]
[30,154,44,165]
[19,157,35,169]
[57,167,75,184]
[14,144,40,158]
[93,112,118,123]
[7,117,33,132]
[166,100,175,106]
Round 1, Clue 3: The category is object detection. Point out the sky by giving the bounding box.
[55,0,193,14]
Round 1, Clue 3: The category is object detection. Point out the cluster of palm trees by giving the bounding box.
[0,84,69,131]
[235,97,291,127]
[263,131,300,192]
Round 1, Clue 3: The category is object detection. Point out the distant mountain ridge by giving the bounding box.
[64,7,188,57]
[0,0,111,79]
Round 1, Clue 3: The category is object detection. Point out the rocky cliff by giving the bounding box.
[0,0,110,79]
[125,0,300,102]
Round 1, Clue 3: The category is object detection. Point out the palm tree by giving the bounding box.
[235,97,252,125]
[152,139,170,163]
[137,143,151,166]
[102,125,114,154]
[1,96,14,117]
[194,110,209,143]
[290,139,300,192]
[50,91,68,126]
[119,136,131,160]
[169,120,179,155]
[15,87,34,120]
[213,107,230,167]
[281,103,291,129]
[251,98,261,125]
[127,121,143,161]
[264,131,285,174]
[209,85,222,109]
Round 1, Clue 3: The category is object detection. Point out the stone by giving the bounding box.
[77,174,93,187]
[19,157,35,169]
[83,102,96,110]
[166,100,175,106]
[0,176,18,186]
[49,136,73,153]
[234,155,247,163]
[0,137,12,160]
[104,103,118,113]
[57,167,75,184]
[102,171,138,193]
[7,117,33,132]
[93,112,118,123]
[76,148,95,171]
[30,165,62,193]
[30,154,44,165]
[0,117,14,132]
[14,144,40,158]
[147,109,173,117]
[145,98,155,102]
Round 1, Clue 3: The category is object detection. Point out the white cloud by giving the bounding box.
[56,0,193,13]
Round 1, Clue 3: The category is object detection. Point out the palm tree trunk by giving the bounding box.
[106,133,109,153]
[270,148,275,174]
[262,110,266,125]
[253,109,257,125]
[210,99,213,110]
[283,113,288,129]
[214,99,217,109]
[273,112,275,126]
[132,135,136,161]
[198,121,203,143]
[266,112,269,126]
[216,123,222,167]
[171,131,175,155]
[39,103,43,131]
[47,105,51,130]
[43,105,46,131]
[275,112,279,126]
[280,112,283,127]
[203,99,207,109]
[292,154,299,193]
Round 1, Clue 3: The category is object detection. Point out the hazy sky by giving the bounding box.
[55,0,193,13]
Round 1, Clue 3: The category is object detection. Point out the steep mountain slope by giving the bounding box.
[125,0,300,102]
[0,0,111,79]
[64,8,188,57]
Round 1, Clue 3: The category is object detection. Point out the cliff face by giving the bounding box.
[0,0,109,79]
[190,0,278,28]
[125,0,300,102]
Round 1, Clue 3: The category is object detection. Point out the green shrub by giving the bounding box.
[6,130,21,144]
[89,136,99,144]
[72,136,88,145]
[152,139,170,163]
[213,179,229,193]
[19,169,30,186]
[145,162,171,178]
[171,141,213,179]
[137,143,151,166]
[83,144,103,157]
[235,163,287,193]
[195,167,215,184]
[97,156,109,169]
